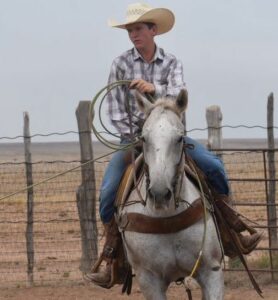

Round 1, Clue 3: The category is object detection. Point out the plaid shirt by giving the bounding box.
[107,45,186,136]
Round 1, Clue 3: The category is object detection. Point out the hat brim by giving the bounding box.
[108,8,175,35]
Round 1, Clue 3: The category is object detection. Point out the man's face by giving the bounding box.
[126,22,157,51]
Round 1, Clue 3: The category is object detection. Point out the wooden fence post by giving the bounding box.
[23,112,34,286]
[206,105,237,269]
[267,93,277,250]
[76,101,98,273]
[206,105,223,157]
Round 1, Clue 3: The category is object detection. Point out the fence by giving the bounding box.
[0,97,277,288]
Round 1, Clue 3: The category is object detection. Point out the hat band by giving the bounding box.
[126,8,150,17]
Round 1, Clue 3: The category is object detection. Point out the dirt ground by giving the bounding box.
[1,143,277,299]
[0,281,278,300]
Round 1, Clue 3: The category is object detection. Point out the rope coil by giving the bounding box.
[90,80,141,150]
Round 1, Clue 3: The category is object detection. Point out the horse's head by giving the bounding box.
[136,90,188,209]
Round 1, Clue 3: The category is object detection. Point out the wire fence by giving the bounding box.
[0,156,109,287]
[0,127,277,288]
[1,124,278,141]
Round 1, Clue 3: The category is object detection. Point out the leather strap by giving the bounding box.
[117,198,203,234]
[115,154,144,208]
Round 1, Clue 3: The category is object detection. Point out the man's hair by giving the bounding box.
[143,22,155,29]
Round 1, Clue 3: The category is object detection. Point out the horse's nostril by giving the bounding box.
[165,189,172,201]
[148,187,172,202]
[148,188,154,199]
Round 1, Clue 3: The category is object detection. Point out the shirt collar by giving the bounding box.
[132,45,164,63]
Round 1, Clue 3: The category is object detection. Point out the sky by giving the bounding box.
[0,0,277,142]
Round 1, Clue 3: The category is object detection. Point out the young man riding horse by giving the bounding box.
[85,2,262,288]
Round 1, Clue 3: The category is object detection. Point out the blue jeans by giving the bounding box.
[99,137,229,223]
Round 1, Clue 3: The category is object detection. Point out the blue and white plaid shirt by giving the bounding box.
[107,45,186,136]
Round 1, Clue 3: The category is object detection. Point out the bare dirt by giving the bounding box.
[0,281,278,300]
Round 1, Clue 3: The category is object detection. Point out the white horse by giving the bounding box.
[117,90,224,300]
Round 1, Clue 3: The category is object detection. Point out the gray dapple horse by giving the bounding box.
[118,90,224,300]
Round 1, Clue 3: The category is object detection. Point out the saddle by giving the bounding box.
[114,154,248,254]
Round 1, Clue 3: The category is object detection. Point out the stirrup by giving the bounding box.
[87,255,114,289]
[88,249,128,289]
[231,230,262,255]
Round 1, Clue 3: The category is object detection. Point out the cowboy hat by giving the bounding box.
[108,3,175,35]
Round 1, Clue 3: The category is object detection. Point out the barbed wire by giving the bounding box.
[186,124,278,133]
[0,149,276,166]
[0,159,110,166]
[0,124,277,141]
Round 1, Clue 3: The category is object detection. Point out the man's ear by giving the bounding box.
[151,24,158,36]
[175,89,188,114]
[135,92,154,115]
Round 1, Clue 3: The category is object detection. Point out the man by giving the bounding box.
[86,3,261,288]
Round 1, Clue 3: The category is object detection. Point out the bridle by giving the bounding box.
[140,110,186,209]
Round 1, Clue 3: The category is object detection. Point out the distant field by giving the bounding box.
[0,138,277,162]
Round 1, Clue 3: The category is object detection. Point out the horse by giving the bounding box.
[117,90,224,300]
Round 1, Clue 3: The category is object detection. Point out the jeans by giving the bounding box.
[99,136,229,223]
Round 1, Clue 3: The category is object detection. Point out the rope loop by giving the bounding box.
[90,80,150,151]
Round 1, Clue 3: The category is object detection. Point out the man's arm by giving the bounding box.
[154,58,186,98]
[107,59,140,136]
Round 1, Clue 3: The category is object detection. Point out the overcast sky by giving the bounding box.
[0,0,277,142]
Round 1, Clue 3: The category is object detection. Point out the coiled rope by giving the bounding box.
[89,80,142,150]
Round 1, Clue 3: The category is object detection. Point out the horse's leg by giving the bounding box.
[137,270,168,300]
[196,268,224,300]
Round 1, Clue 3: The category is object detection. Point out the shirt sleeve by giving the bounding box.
[107,59,139,136]
[153,58,186,98]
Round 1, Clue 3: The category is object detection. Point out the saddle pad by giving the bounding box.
[115,154,144,208]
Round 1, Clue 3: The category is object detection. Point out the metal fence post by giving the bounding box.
[267,93,277,280]
[23,112,34,286]
[267,93,277,248]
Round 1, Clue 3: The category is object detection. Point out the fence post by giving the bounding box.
[206,105,239,268]
[267,93,277,250]
[206,105,223,157]
[23,112,34,286]
[76,101,98,273]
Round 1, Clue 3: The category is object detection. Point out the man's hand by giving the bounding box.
[129,79,155,94]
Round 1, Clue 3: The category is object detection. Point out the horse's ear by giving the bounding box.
[135,92,154,114]
[175,89,188,113]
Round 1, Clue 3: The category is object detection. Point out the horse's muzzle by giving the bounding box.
[148,186,172,208]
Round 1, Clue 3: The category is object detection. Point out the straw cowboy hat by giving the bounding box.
[108,3,175,35]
